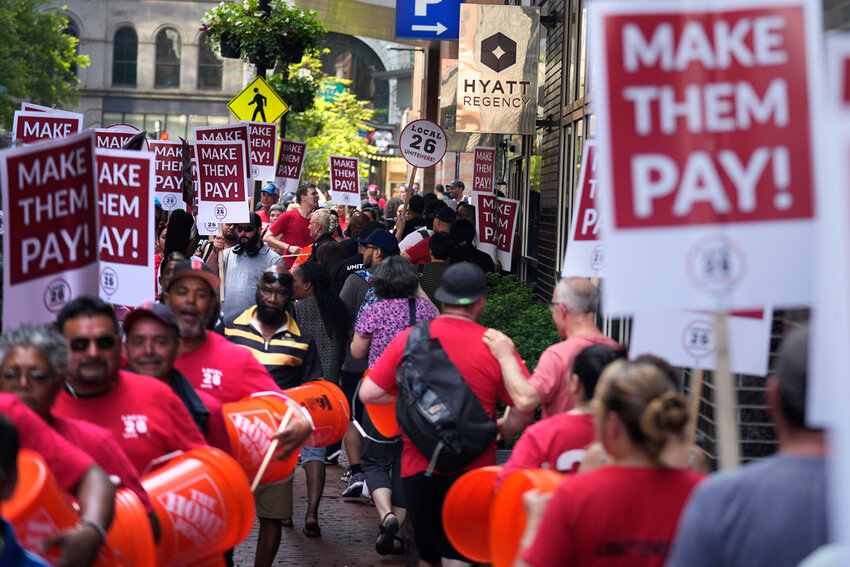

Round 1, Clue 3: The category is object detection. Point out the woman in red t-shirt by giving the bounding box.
[516,359,704,567]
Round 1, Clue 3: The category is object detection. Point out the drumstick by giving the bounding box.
[251,407,295,492]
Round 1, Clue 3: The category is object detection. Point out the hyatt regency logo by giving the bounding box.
[481,33,516,72]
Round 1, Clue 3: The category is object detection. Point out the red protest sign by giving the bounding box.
[150,140,184,210]
[96,149,155,304]
[95,124,148,151]
[472,147,496,193]
[12,111,83,144]
[241,121,278,180]
[562,141,606,277]
[329,155,360,206]
[605,7,813,228]
[475,193,520,270]
[195,139,249,224]
[0,130,99,327]
[591,0,822,311]
[275,139,307,194]
[194,124,252,178]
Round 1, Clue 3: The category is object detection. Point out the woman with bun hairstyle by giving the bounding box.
[515,359,705,567]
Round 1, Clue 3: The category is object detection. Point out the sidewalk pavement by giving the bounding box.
[233,460,418,567]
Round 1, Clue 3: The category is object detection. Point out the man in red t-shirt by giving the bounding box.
[263,183,320,268]
[123,302,230,455]
[360,262,533,566]
[484,277,622,419]
[52,296,207,476]
[402,206,455,265]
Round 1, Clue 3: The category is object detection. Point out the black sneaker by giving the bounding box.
[342,471,365,497]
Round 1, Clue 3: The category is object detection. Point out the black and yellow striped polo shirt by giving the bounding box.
[223,307,323,390]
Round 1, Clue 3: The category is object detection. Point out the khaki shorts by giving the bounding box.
[254,474,294,520]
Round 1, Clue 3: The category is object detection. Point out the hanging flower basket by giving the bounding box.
[219,32,240,59]
[202,0,326,70]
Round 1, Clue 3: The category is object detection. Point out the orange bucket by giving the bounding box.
[222,393,300,484]
[283,381,351,447]
[1,449,79,565]
[105,488,156,567]
[441,466,501,563]
[361,369,401,438]
[489,468,564,567]
[141,446,255,567]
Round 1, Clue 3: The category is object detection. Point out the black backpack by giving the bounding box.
[395,320,498,476]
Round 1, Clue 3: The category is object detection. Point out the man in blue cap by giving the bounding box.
[257,182,279,232]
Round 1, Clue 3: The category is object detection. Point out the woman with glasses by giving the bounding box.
[514,358,705,567]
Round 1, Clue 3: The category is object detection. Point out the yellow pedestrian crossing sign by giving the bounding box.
[228,77,289,123]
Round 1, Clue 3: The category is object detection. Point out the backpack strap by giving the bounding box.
[408,298,416,327]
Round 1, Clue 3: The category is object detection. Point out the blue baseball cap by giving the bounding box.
[261,182,279,195]
[356,229,399,255]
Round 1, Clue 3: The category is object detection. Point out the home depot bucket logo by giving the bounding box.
[228,409,276,469]
[159,473,227,548]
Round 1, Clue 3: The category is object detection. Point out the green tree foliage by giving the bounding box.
[479,273,560,370]
[272,50,373,187]
[0,0,89,129]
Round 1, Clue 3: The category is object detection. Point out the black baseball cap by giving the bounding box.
[435,262,488,306]
[435,207,457,223]
[449,180,465,189]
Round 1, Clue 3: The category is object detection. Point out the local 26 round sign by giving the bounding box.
[399,119,447,168]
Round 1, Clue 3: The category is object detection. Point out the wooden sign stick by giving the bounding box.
[251,407,295,492]
[686,368,705,446]
[713,311,741,470]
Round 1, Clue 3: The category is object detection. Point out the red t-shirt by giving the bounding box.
[174,331,281,404]
[268,209,313,268]
[521,466,704,567]
[196,389,232,454]
[0,394,94,493]
[496,412,594,487]
[51,415,155,514]
[405,237,431,264]
[257,209,271,232]
[53,371,207,475]
[530,335,623,419]
[368,316,528,477]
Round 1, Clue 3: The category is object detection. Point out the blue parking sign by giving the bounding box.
[395,0,461,40]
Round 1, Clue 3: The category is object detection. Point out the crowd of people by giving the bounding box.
[0,179,830,567]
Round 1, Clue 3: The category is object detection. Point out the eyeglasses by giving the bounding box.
[235,225,255,233]
[261,271,290,285]
[68,334,118,353]
[1,368,51,384]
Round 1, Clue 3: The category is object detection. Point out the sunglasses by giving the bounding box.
[261,272,290,286]
[235,225,256,233]
[68,334,118,353]
[1,368,51,384]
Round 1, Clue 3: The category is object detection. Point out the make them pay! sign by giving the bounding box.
[0,130,100,329]
[589,0,823,313]
[329,155,360,206]
[562,141,606,278]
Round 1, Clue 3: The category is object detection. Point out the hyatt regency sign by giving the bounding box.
[457,5,539,135]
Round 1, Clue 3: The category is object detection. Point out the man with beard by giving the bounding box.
[123,303,230,454]
[222,266,325,565]
[220,212,285,322]
[165,260,281,403]
[52,296,207,476]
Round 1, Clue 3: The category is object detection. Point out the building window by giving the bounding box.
[63,20,80,77]
[112,27,137,86]
[155,28,181,88]
[197,38,222,90]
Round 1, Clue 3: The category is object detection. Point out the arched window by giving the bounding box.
[155,28,181,88]
[112,27,137,86]
[197,38,222,90]
[63,20,80,76]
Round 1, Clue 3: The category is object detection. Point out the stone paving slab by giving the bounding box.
[233,461,417,567]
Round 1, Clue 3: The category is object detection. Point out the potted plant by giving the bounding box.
[201,0,326,69]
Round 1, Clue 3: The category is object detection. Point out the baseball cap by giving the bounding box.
[356,229,400,254]
[167,259,220,293]
[368,184,379,194]
[261,182,279,195]
[124,302,180,336]
[435,262,488,306]
[435,207,457,223]
[449,180,465,189]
